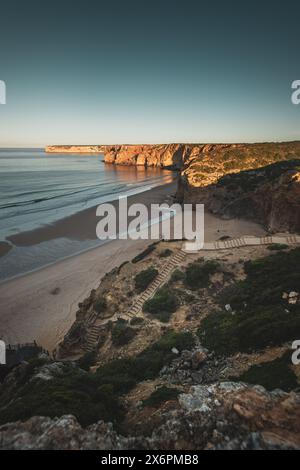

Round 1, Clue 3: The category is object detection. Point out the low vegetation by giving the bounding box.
[170,268,185,283]
[159,249,173,258]
[0,331,195,428]
[233,352,298,392]
[267,243,288,251]
[95,330,195,392]
[142,386,180,408]
[94,298,107,314]
[111,321,136,346]
[198,248,300,355]
[76,351,97,371]
[143,286,179,322]
[0,362,124,427]
[185,260,219,290]
[130,317,144,326]
[132,243,157,263]
[134,267,158,292]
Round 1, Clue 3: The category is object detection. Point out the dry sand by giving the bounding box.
[0,182,266,352]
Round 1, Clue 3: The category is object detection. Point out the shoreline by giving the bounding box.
[0,180,175,283]
[6,181,176,248]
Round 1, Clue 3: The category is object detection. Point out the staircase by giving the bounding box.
[83,324,104,352]
[123,249,186,321]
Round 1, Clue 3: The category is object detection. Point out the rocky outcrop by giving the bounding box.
[45,145,106,153]
[175,143,300,233]
[1,382,300,450]
[179,159,300,233]
[104,144,194,169]
[0,415,131,450]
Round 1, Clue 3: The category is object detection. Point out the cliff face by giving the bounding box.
[177,143,300,232]
[45,145,106,153]
[103,141,300,232]
[188,161,300,233]
[104,143,194,169]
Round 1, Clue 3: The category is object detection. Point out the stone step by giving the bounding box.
[87,333,99,340]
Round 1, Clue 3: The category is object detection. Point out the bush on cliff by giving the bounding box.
[95,330,195,390]
[170,268,185,283]
[134,267,158,292]
[76,350,97,371]
[142,386,180,408]
[0,363,124,427]
[94,297,107,314]
[111,321,136,346]
[159,249,173,258]
[185,260,219,290]
[233,352,298,392]
[132,243,157,263]
[143,286,179,321]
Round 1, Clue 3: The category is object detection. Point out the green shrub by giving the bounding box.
[111,322,136,346]
[132,244,157,263]
[233,352,298,392]
[0,364,124,427]
[198,248,300,356]
[185,260,219,290]
[267,244,288,251]
[143,286,178,316]
[77,351,97,371]
[142,386,180,408]
[134,267,158,292]
[94,298,107,313]
[159,249,173,258]
[170,269,185,283]
[96,330,195,386]
[153,311,173,323]
[130,317,144,326]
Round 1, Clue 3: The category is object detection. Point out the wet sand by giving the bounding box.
[0,181,266,352]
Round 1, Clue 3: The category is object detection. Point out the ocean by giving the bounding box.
[0,149,173,281]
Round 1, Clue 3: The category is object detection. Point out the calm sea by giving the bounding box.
[0,149,173,281]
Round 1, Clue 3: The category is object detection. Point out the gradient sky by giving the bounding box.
[0,0,300,146]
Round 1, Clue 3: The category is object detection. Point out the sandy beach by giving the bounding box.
[0,182,266,352]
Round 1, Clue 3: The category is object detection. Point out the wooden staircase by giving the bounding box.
[123,249,186,321]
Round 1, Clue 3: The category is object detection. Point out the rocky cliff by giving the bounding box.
[45,145,106,153]
[104,141,300,232]
[104,143,194,169]
[176,143,300,232]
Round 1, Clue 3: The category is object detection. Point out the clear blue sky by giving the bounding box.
[0,0,300,146]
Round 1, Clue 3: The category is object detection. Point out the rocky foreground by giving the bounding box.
[1,380,300,450]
